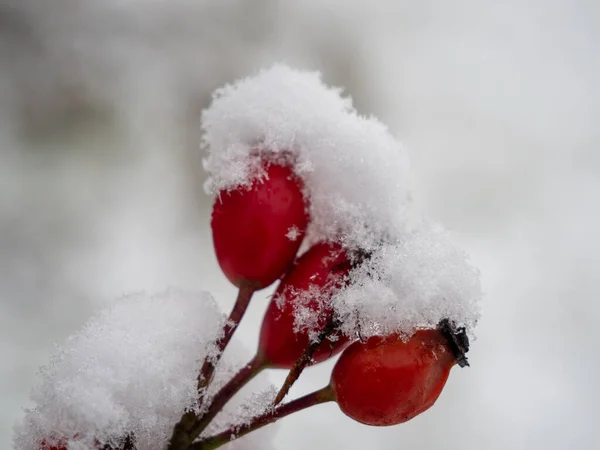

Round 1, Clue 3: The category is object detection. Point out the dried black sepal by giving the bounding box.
[438,318,470,368]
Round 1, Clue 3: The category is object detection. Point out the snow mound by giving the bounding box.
[335,221,481,339]
[14,288,226,450]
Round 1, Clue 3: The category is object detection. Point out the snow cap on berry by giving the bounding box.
[333,221,481,340]
[201,64,410,251]
[202,65,481,339]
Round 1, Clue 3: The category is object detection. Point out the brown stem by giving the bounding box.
[190,353,266,439]
[273,316,339,405]
[190,386,334,450]
[273,252,361,406]
[121,434,136,450]
[197,284,257,396]
[168,284,257,450]
[168,354,264,450]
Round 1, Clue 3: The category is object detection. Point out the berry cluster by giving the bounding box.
[37,155,470,449]
[36,156,470,450]
[17,65,482,450]
[176,155,469,449]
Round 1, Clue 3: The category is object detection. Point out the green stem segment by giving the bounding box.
[190,386,334,450]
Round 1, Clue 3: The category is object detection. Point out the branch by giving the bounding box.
[189,353,266,439]
[273,316,339,405]
[168,284,257,450]
[197,284,257,396]
[191,386,334,450]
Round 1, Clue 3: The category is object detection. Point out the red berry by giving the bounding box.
[40,437,119,450]
[211,160,309,289]
[330,330,459,426]
[258,242,351,368]
[40,440,67,450]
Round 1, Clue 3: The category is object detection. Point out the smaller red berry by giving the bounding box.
[258,242,351,368]
[211,158,309,289]
[40,440,67,450]
[330,325,468,426]
[40,437,122,450]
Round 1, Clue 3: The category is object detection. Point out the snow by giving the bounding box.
[334,221,481,339]
[202,65,481,337]
[202,64,411,251]
[13,289,276,450]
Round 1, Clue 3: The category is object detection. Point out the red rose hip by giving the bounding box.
[331,329,463,426]
[40,440,67,450]
[258,242,351,368]
[211,160,309,289]
[40,440,108,450]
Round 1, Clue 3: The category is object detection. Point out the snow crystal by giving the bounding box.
[202,64,410,251]
[334,221,481,339]
[286,225,301,242]
[14,288,226,450]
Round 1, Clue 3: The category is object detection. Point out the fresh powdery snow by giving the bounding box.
[15,64,481,450]
[202,64,410,252]
[14,289,276,450]
[333,222,481,339]
[202,64,481,337]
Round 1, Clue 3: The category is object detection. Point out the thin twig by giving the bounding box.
[189,353,266,440]
[273,316,339,405]
[197,284,257,396]
[190,386,334,450]
[168,284,257,450]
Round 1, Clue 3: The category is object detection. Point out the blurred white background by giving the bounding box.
[1,0,599,449]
